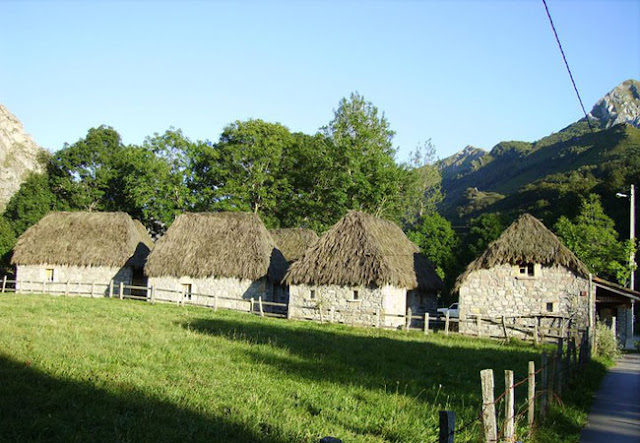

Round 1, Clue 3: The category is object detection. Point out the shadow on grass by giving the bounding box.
[0,353,289,443]
[183,316,541,404]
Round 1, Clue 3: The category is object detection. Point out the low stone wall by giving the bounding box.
[16,264,132,297]
[458,264,590,338]
[289,284,407,328]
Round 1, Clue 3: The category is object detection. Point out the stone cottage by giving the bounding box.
[269,228,319,303]
[455,213,593,338]
[144,212,287,309]
[12,211,153,295]
[284,211,443,328]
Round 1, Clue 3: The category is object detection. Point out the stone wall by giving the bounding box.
[458,264,591,338]
[16,264,132,297]
[148,275,273,311]
[288,284,407,328]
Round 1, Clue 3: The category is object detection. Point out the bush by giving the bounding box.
[594,320,620,361]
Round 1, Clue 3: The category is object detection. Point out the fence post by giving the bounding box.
[439,410,456,443]
[42,280,46,294]
[424,312,430,335]
[250,297,254,314]
[505,369,514,442]
[151,286,156,305]
[445,312,450,336]
[476,316,482,337]
[502,315,509,339]
[480,369,497,443]
[1,275,6,293]
[534,319,539,345]
[405,307,412,330]
[91,282,95,298]
[541,352,548,421]
[109,280,114,298]
[528,361,535,436]
[119,282,124,300]
[65,280,70,297]
[555,338,563,396]
[258,296,264,317]
[213,293,218,312]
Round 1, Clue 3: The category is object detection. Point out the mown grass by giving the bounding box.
[0,294,606,442]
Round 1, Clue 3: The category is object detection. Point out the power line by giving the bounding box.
[541,0,594,132]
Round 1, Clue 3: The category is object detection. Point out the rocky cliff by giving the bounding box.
[588,79,640,128]
[0,105,46,210]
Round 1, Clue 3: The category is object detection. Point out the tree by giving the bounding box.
[458,212,510,265]
[0,216,16,272]
[403,139,443,225]
[555,194,635,284]
[407,213,458,280]
[213,119,293,223]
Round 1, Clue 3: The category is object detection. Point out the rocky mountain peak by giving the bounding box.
[588,79,640,128]
[0,105,46,210]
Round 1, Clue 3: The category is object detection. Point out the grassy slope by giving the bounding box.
[0,295,607,442]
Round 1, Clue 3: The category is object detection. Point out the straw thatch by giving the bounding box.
[145,212,287,281]
[269,228,319,262]
[454,213,589,291]
[284,211,443,291]
[12,212,154,269]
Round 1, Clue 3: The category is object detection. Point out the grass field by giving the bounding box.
[0,294,607,442]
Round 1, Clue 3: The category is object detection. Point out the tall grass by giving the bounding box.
[0,295,605,442]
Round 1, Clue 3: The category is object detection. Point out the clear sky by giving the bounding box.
[1,0,638,161]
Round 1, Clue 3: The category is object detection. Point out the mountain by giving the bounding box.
[439,80,640,226]
[0,105,46,210]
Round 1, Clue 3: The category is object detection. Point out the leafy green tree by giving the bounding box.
[459,212,510,265]
[403,139,443,225]
[407,213,458,280]
[0,216,16,273]
[3,173,63,236]
[555,194,635,284]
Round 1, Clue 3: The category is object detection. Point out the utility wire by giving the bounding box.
[541,0,594,132]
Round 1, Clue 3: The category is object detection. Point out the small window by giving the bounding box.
[353,290,359,300]
[182,283,192,300]
[546,302,554,313]
[45,268,55,282]
[519,263,535,277]
[310,289,316,299]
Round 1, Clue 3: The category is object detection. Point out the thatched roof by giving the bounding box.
[284,211,443,291]
[12,212,153,269]
[454,213,589,291]
[145,212,287,281]
[269,228,319,262]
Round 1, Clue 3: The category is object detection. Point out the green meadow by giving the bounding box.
[0,295,607,442]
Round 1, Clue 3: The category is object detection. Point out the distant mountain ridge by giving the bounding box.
[439,79,640,223]
[0,105,46,210]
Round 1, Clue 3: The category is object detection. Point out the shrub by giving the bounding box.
[594,320,620,361]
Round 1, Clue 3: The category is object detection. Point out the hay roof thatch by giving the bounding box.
[284,211,443,291]
[145,212,287,281]
[454,213,589,291]
[269,228,319,262]
[12,212,154,269]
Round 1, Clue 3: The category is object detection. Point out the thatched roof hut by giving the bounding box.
[145,212,287,281]
[12,211,153,269]
[455,213,589,291]
[285,211,443,291]
[269,228,319,262]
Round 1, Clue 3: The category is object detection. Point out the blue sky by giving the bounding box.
[1,0,638,161]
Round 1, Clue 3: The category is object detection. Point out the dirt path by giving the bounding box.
[580,353,640,443]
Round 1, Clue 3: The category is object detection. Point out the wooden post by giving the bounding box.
[330,306,336,324]
[548,353,557,406]
[151,286,156,305]
[611,316,617,342]
[250,297,254,314]
[505,369,515,441]
[555,339,563,396]
[42,280,46,294]
[438,410,456,443]
[91,282,95,298]
[476,316,482,337]
[1,275,6,293]
[528,361,535,435]
[534,319,539,345]
[65,280,70,297]
[480,369,498,443]
[375,308,381,328]
[405,307,412,330]
[541,352,548,421]
[502,315,509,340]
[119,282,124,300]
[424,312,430,335]
[109,280,114,298]
[214,293,218,312]
[445,312,450,336]
[258,296,265,317]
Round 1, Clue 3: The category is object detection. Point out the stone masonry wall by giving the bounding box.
[16,264,132,297]
[289,284,407,328]
[148,275,272,311]
[458,264,590,338]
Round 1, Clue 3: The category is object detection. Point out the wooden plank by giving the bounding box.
[480,369,497,443]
